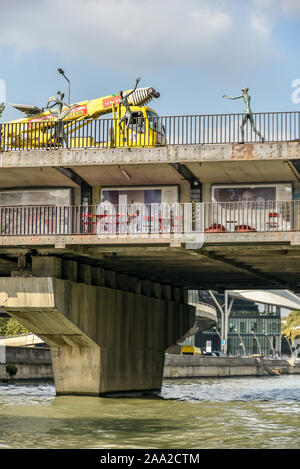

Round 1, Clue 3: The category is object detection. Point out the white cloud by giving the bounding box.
[0,0,286,72]
[254,0,300,17]
[281,0,300,15]
[250,14,272,37]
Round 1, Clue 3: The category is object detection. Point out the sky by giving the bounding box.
[0,0,300,121]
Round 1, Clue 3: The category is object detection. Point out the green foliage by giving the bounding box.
[6,364,18,377]
[0,318,8,335]
[0,318,29,336]
[0,102,4,119]
[282,310,300,340]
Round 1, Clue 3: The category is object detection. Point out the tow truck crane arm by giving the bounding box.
[9,86,160,123]
[2,85,163,149]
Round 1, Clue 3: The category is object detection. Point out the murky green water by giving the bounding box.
[0,375,300,449]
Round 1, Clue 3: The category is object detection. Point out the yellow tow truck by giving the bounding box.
[1,84,165,149]
[180,346,202,356]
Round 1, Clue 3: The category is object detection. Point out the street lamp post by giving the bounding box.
[234,328,246,356]
[284,335,293,357]
[213,326,222,349]
[209,291,225,353]
[265,333,275,357]
[251,330,262,355]
[58,68,71,105]
[209,290,234,355]
[224,293,234,356]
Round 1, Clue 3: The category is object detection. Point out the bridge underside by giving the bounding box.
[0,234,299,292]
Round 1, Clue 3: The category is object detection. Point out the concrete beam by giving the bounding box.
[32,256,62,278]
[78,264,92,285]
[0,231,296,248]
[1,142,300,169]
[169,163,200,187]
[62,260,78,282]
[91,266,105,286]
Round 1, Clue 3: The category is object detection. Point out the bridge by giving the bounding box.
[0,110,299,395]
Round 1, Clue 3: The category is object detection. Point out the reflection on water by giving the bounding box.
[0,376,300,449]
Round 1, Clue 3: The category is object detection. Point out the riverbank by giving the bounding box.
[0,346,52,381]
[1,346,299,382]
[164,354,300,378]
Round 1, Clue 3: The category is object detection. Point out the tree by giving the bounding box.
[5,318,29,335]
[282,310,300,341]
[0,318,8,335]
[0,317,29,336]
[0,102,5,119]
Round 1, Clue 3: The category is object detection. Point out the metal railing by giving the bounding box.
[0,201,299,236]
[0,110,299,151]
[203,200,297,233]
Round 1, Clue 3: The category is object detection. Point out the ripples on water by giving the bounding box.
[0,376,299,449]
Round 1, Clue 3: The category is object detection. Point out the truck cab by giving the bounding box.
[111,105,166,148]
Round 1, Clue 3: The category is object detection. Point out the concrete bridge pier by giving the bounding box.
[0,270,195,396]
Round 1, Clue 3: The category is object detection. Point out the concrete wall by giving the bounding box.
[1,347,299,382]
[4,346,51,364]
[163,354,299,378]
[0,346,52,381]
[0,363,53,381]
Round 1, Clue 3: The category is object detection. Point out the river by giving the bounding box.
[0,375,300,449]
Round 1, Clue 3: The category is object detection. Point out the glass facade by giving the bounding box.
[182,335,195,346]
[190,291,282,356]
[227,315,281,335]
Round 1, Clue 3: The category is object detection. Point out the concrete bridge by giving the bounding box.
[0,141,300,291]
[0,111,299,395]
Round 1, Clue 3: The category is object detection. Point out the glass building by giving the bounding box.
[189,291,282,356]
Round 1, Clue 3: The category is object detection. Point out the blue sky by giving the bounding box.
[1,0,300,121]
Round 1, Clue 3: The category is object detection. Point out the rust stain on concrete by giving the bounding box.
[231,144,254,160]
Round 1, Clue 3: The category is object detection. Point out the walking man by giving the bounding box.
[223,87,264,143]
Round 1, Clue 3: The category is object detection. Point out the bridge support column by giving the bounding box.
[0,277,194,396]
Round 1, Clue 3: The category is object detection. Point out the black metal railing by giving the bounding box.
[0,201,299,236]
[0,111,299,151]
